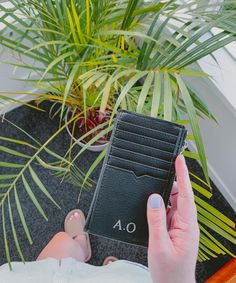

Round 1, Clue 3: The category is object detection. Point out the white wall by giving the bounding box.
[188,77,236,210]
[0,1,37,114]
[187,48,236,209]
[0,48,37,114]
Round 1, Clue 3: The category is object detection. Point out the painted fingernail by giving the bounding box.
[180,154,186,164]
[149,194,162,209]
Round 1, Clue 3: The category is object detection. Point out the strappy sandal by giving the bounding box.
[102,256,118,266]
[64,209,92,262]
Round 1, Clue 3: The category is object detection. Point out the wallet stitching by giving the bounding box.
[111,144,171,166]
[163,131,181,195]
[113,136,173,159]
[107,155,169,180]
[85,112,123,231]
[162,128,186,204]
[119,109,185,131]
[114,133,174,156]
[85,230,149,248]
[116,123,176,146]
[109,148,169,174]
[116,128,175,152]
[117,119,178,139]
[106,164,168,182]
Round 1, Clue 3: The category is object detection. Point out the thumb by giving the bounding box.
[147,194,170,250]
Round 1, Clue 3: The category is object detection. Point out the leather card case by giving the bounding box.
[84,110,187,247]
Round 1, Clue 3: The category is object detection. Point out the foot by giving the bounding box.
[68,212,90,260]
[103,256,119,266]
[64,209,92,262]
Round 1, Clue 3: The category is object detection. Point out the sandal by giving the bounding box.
[102,256,118,266]
[64,209,92,262]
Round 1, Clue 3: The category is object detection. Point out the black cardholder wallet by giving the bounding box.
[84,110,187,247]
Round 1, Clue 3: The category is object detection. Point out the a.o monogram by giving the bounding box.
[113,220,136,233]
[126,222,136,233]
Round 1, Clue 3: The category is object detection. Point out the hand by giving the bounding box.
[147,155,199,283]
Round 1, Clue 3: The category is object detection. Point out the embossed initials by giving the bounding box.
[113,220,122,230]
[113,220,136,233]
[126,222,136,233]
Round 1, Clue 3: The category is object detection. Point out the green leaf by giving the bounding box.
[0,184,11,189]
[85,0,91,36]
[2,204,12,270]
[67,6,80,49]
[60,63,80,121]
[200,224,235,257]
[178,35,236,69]
[36,156,70,172]
[8,195,25,263]
[163,72,172,121]
[121,0,140,30]
[0,162,24,168]
[151,71,162,117]
[183,151,200,160]
[197,205,236,237]
[143,17,170,70]
[176,74,209,184]
[25,40,68,53]
[113,71,147,116]
[0,137,37,149]
[0,146,31,159]
[99,69,135,113]
[71,125,113,164]
[14,186,33,245]
[190,172,211,189]
[29,166,60,209]
[82,148,107,188]
[178,69,209,77]
[195,195,235,229]
[198,214,236,244]
[0,175,17,180]
[191,181,212,199]
[200,233,224,255]
[136,72,154,113]
[41,51,75,81]
[137,13,160,69]
[22,174,48,221]
[199,243,217,258]
[161,13,233,67]
[71,0,86,43]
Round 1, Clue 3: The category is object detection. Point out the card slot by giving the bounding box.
[105,164,168,183]
[116,127,176,148]
[119,110,182,136]
[113,136,173,162]
[110,145,171,171]
[85,163,169,246]
[108,155,169,180]
[117,120,177,144]
[115,129,175,153]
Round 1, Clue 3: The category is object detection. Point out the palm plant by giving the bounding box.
[0,0,236,267]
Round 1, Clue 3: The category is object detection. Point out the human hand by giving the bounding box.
[147,155,199,283]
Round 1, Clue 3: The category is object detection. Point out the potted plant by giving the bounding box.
[0,0,236,266]
[60,79,114,151]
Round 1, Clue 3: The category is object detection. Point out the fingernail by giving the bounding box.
[180,154,186,164]
[149,194,162,209]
